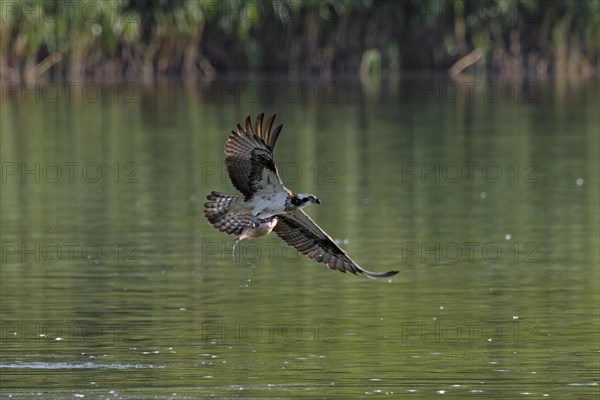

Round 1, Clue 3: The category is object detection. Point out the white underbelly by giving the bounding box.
[249,189,288,218]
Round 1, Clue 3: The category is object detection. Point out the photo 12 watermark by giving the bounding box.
[0,321,139,343]
[201,320,339,344]
[202,240,303,264]
[200,81,339,104]
[400,162,539,184]
[418,1,519,25]
[0,0,139,26]
[1,162,139,184]
[399,241,540,264]
[201,161,339,185]
[1,241,140,265]
[398,81,539,104]
[401,320,539,343]
[1,82,140,104]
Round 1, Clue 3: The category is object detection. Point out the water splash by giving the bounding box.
[0,362,165,369]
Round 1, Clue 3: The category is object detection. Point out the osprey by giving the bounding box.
[204,113,398,279]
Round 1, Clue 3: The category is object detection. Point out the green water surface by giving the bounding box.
[1,78,598,398]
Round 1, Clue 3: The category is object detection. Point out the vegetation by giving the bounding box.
[1,0,598,82]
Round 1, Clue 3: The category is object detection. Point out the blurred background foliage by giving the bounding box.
[0,0,598,82]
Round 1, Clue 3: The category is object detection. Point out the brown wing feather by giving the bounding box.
[273,211,399,279]
[224,113,284,199]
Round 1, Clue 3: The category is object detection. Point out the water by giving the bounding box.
[1,78,598,398]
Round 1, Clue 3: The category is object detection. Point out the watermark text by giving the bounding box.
[201,320,339,343]
[2,241,139,264]
[1,321,138,342]
[401,321,539,343]
[2,162,139,184]
[202,161,339,184]
[400,241,540,264]
[401,162,539,184]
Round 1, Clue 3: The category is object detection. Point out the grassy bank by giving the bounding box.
[1,0,598,83]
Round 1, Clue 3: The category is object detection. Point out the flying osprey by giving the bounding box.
[204,113,398,279]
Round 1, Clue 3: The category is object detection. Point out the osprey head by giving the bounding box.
[291,193,321,208]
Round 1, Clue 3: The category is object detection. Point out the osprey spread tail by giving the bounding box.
[204,191,248,236]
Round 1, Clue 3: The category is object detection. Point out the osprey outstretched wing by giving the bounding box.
[274,210,398,279]
[224,113,285,200]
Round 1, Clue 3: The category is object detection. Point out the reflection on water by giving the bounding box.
[1,78,598,398]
